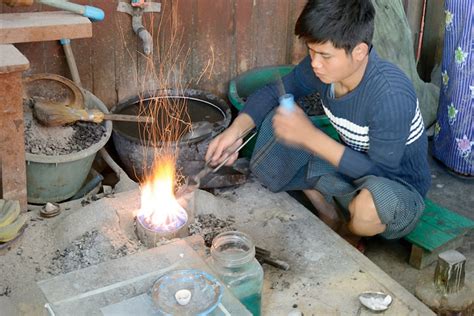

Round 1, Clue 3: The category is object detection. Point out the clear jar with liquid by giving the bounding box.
[208,231,264,316]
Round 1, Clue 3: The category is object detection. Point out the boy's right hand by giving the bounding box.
[205,126,243,167]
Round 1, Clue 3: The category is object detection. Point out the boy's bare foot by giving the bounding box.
[336,222,366,253]
[303,189,341,231]
[303,189,365,253]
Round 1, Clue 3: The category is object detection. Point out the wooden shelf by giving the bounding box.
[0,11,92,44]
[0,11,92,209]
[0,44,29,73]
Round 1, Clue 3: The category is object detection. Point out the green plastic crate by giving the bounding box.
[228,65,339,158]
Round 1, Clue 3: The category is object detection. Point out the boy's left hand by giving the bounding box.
[272,105,318,149]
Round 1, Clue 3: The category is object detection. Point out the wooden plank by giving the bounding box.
[1,0,44,75]
[234,0,257,75]
[35,4,68,76]
[14,42,45,75]
[1,1,42,14]
[0,44,29,73]
[403,0,423,56]
[44,40,69,77]
[0,71,28,210]
[137,4,161,95]
[409,236,465,269]
[422,200,474,229]
[0,11,92,44]
[91,0,117,108]
[115,2,138,102]
[193,0,233,95]
[154,0,192,91]
[254,0,290,67]
[405,220,458,252]
[418,0,445,80]
[405,200,474,251]
[415,200,474,240]
[1,0,311,105]
[158,0,195,91]
[288,0,307,65]
[66,0,93,92]
[67,38,92,92]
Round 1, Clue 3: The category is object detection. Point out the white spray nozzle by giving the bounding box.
[279,94,295,112]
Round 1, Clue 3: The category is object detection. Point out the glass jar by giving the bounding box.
[208,231,264,316]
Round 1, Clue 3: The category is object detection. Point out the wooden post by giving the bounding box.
[434,250,466,294]
[415,250,474,315]
[0,44,29,211]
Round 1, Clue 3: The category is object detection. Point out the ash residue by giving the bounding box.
[0,285,11,297]
[188,214,236,247]
[297,92,324,116]
[24,108,106,156]
[48,230,138,275]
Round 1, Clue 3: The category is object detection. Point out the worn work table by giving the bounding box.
[197,180,435,315]
[34,179,434,315]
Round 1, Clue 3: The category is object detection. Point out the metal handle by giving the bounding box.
[211,131,256,173]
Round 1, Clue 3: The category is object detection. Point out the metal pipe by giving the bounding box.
[132,8,153,55]
[71,172,104,200]
[37,0,104,21]
[99,148,122,180]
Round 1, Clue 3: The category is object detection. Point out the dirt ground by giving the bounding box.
[364,146,474,294]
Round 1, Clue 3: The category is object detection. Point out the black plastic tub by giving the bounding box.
[111,89,231,181]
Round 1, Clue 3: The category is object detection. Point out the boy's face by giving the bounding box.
[307,41,365,84]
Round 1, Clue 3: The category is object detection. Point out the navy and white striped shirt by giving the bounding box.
[242,48,431,196]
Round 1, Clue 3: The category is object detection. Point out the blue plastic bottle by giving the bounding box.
[279,93,295,112]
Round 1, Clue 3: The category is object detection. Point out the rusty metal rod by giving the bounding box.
[255,245,290,271]
[256,253,290,271]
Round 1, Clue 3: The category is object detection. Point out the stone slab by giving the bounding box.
[194,180,436,315]
[38,180,435,315]
[37,237,250,316]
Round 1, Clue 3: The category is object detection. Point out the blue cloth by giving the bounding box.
[242,48,431,196]
[433,0,474,175]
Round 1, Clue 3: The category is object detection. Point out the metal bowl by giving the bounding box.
[358,291,393,312]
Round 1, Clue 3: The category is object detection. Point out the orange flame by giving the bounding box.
[138,156,188,231]
[126,1,213,233]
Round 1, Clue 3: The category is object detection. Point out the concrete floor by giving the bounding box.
[364,142,474,295]
[289,140,474,296]
[2,138,470,315]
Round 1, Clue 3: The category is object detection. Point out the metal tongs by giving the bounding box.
[176,128,256,197]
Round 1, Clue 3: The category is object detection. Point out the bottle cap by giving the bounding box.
[84,5,105,21]
[279,94,295,112]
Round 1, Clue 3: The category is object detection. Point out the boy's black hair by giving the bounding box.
[295,0,375,53]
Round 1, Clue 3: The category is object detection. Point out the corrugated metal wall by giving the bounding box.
[1,0,443,109]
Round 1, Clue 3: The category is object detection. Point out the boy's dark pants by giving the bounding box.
[249,110,425,239]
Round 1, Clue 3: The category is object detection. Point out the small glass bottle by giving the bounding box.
[208,231,264,315]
